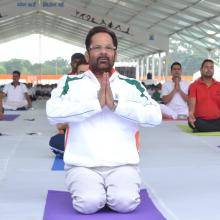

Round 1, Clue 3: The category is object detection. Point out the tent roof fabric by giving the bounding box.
[0,0,220,60]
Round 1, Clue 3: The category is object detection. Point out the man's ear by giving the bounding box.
[114,51,117,62]
[85,51,89,62]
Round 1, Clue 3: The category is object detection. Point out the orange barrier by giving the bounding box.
[0,74,193,84]
[0,74,63,84]
[140,75,193,82]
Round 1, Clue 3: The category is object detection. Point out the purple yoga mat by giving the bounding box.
[43,189,166,220]
[1,114,19,121]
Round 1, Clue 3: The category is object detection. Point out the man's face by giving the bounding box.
[201,61,214,79]
[77,64,89,74]
[88,32,117,74]
[12,73,20,83]
[171,64,182,79]
[71,58,81,72]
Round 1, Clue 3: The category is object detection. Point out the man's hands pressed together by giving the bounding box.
[174,77,180,92]
[98,72,115,111]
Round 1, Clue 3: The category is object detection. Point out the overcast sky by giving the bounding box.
[0,34,85,64]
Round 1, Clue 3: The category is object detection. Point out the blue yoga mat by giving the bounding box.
[43,189,166,220]
[51,156,64,170]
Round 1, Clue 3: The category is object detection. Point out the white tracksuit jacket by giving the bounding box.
[46,70,162,167]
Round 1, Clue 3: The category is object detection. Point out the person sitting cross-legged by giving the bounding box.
[160,62,189,119]
[49,60,89,158]
[188,59,220,132]
[0,70,32,117]
[49,123,68,158]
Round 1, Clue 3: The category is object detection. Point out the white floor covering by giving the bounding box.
[0,100,219,220]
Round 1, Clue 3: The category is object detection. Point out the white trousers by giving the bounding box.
[160,104,188,119]
[3,100,28,110]
[65,165,141,214]
[160,104,178,119]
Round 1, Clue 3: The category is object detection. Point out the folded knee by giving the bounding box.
[72,192,106,214]
[107,191,140,213]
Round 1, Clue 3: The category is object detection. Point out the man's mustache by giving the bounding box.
[97,57,110,62]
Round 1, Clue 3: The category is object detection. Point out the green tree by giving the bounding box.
[169,39,208,75]
[0,64,6,74]
[41,57,70,74]
[3,59,32,74]
[31,63,42,74]
[0,57,71,75]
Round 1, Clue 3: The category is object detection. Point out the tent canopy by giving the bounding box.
[0,0,220,60]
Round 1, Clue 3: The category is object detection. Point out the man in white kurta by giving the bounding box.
[160,62,189,119]
[47,26,162,214]
[0,71,31,118]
